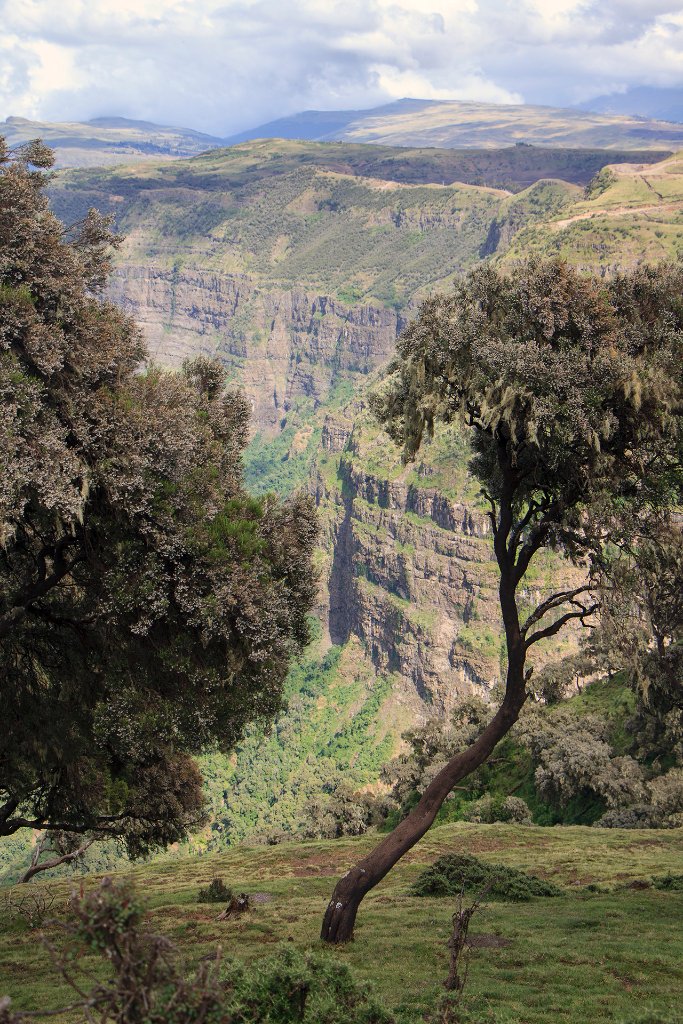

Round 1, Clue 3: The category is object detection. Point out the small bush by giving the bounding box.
[499,796,533,824]
[462,795,532,825]
[410,854,563,901]
[197,878,233,904]
[222,948,397,1023]
[651,873,683,891]
[594,805,657,829]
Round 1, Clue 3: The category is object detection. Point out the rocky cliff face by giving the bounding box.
[109,266,401,433]
[309,409,584,715]
[110,263,579,715]
[61,143,590,719]
[309,412,503,713]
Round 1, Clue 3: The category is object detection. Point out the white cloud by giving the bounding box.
[0,0,681,133]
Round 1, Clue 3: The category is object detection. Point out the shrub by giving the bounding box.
[500,796,533,824]
[518,709,645,811]
[462,795,532,825]
[410,853,563,901]
[594,768,683,829]
[648,768,683,827]
[651,873,683,891]
[222,948,397,1023]
[594,805,658,829]
[197,878,233,904]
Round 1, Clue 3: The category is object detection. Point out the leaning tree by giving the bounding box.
[321,257,682,942]
[0,138,317,864]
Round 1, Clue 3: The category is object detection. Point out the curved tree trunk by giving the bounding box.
[321,445,535,943]
[321,658,527,943]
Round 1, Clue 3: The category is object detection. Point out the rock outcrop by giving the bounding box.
[310,410,584,714]
[313,430,502,712]
[109,267,401,433]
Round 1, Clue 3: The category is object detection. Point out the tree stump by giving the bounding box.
[216,893,251,920]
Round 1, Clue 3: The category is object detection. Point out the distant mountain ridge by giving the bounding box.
[1,115,224,168]
[4,95,683,170]
[577,86,683,124]
[226,97,683,151]
[224,98,434,144]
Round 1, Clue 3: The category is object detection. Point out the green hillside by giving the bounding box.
[497,153,683,267]
[1,823,682,1023]
[51,140,507,306]
[50,142,683,311]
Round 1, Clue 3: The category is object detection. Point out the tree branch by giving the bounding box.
[508,493,552,557]
[521,585,594,636]
[0,542,84,639]
[0,813,127,838]
[481,490,498,537]
[525,602,600,648]
[21,837,95,884]
[0,797,19,827]
[513,521,551,584]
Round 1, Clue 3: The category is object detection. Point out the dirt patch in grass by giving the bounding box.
[467,933,511,949]
[288,859,346,877]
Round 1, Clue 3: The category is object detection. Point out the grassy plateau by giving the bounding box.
[1,823,681,1023]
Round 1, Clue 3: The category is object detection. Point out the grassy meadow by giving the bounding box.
[1,822,681,1023]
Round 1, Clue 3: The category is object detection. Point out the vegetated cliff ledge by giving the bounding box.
[108,265,402,433]
[310,410,582,713]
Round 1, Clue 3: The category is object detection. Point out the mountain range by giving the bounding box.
[576,85,683,123]
[4,92,683,168]
[1,114,224,167]
[224,96,683,150]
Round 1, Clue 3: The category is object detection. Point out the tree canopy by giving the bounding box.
[0,138,317,856]
[374,258,681,566]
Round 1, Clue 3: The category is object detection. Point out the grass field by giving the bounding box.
[2,822,682,1023]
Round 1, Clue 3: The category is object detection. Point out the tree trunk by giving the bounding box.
[320,682,526,943]
[321,458,529,944]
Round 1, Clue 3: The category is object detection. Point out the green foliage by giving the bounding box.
[584,167,617,198]
[373,259,682,541]
[220,948,397,1023]
[586,523,683,755]
[410,853,564,901]
[195,637,398,847]
[69,878,144,955]
[0,139,318,858]
[244,422,322,497]
[462,794,533,825]
[197,878,233,904]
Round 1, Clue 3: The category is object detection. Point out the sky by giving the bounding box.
[1,0,682,136]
